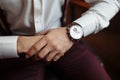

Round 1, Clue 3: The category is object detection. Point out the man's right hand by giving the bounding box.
[17,35,44,54]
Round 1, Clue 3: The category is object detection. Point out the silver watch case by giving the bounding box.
[69,25,83,40]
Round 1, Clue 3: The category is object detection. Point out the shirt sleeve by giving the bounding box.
[74,0,120,36]
[0,36,19,59]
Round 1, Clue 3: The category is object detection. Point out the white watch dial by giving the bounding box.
[69,25,83,39]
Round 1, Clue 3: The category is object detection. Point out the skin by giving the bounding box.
[17,27,73,61]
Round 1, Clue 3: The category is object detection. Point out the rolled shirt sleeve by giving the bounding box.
[74,0,120,37]
[0,36,19,59]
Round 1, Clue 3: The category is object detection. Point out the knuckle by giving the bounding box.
[33,44,39,51]
[54,46,61,51]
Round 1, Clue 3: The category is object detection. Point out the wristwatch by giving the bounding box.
[67,23,83,42]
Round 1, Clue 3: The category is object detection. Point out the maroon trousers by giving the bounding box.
[0,41,111,80]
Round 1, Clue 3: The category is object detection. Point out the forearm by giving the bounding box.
[74,0,120,36]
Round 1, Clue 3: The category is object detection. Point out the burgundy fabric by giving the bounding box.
[0,59,45,80]
[0,40,111,80]
[51,41,111,80]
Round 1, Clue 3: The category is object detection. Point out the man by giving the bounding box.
[0,0,119,80]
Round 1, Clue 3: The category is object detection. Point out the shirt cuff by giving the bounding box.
[0,36,19,59]
[74,12,97,37]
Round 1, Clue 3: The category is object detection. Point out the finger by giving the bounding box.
[26,38,47,58]
[46,50,59,61]
[53,53,64,61]
[37,44,53,59]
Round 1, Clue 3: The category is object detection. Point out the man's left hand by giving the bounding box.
[26,27,73,61]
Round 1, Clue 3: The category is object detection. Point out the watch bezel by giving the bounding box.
[69,25,83,40]
[67,23,83,42]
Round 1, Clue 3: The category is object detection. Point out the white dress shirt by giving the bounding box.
[0,0,120,58]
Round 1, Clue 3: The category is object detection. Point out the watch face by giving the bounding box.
[70,25,83,39]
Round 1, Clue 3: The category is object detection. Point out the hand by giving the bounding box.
[17,35,44,54]
[26,27,73,61]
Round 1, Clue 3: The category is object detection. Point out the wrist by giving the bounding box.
[17,36,26,54]
[66,22,83,42]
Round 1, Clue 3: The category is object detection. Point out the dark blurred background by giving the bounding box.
[67,0,120,80]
